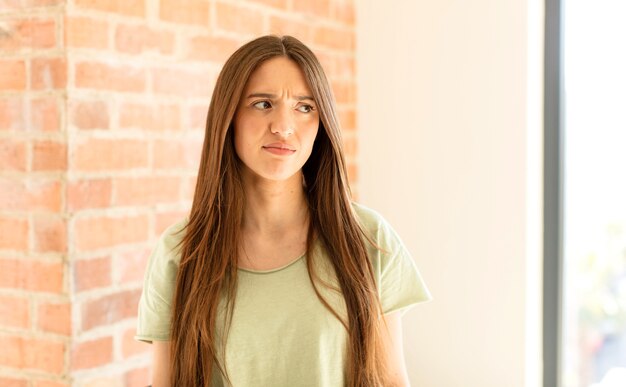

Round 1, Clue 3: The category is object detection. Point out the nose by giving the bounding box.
[269,106,295,136]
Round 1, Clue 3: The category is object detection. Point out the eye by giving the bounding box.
[296,104,315,113]
[252,100,272,110]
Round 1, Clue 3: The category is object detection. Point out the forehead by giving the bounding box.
[243,57,312,94]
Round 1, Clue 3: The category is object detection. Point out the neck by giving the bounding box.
[241,170,309,236]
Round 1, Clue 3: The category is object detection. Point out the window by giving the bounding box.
[545,1,626,386]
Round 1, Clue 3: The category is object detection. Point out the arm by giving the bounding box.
[152,341,172,387]
[381,310,412,387]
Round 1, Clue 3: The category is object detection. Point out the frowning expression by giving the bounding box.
[233,56,320,183]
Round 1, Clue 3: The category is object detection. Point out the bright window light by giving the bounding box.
[562,1,626,386]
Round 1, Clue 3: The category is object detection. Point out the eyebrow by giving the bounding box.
[245,92,315,102]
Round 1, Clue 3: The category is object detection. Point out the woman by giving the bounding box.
[136,35,430,387]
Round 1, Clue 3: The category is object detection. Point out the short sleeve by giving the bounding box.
[135,219,186,343]
[378,227,432,316]
[352,203,432,317]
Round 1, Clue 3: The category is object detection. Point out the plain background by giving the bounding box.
[357,1,544,386]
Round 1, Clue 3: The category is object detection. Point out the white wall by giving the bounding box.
[356,1,544,386]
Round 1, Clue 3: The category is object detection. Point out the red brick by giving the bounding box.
[119,102,180,130]
[332,80,356,104]
[347,162,358,183]
[0,139,27,171]
[0,216,28,250]
[83,376,122,387]
[159,0,210,25]
[0,377,28,387]
[157,104,182,130]
[186,35,240,62]
[248,0,288,9]
[118,103,150,129]
[33,140,67,171]
[72,138,148,171]
[314,50,334,77]
[67,179,112,211]
[215,2,265,36]
[28,0,64,5]
[188,104,208,130]
[0,178,62,212]
[32,20,57,46]
[113,176,180,206]
[292,0,330,18]
[115,24,175,55]
[0,98,61,132]
[70,100,109,130]
[0,335,65,374]
[116,248,149,285]
[71,336,112,370]
[343,134,357,158]
[0,295,30,329]
[0,258,64,293]
[75,0,145,17]
[339,108,355,130]
[31,97,60,132]
[314,26,354,50]
[0,60,27,90]
[31,57,67,90]
[0,97,26,131]
[269,16,312,42]
[81,290,141,331]
[75,62,146,92]
[0,19,56,51]
[182,175,197,200]
[122,327,149,358]
[153,138,202,170]
[33,216,67,253]
[74,256,111,291]
[156,211,187,236]
[74,214,149,251]
[34,381,70,387]
[65,16,109,49]
[125,367,150,387]
[11,0,64,7]
[333,55,355,79]
[37,301,71,335]
[332,1,355,24]
[151,67,214,97]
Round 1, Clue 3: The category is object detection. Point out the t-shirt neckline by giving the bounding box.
[237,253,306,275]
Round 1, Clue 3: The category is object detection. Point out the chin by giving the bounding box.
[261,172,301,182]
[240,161,305,184]
[255,168,304,183]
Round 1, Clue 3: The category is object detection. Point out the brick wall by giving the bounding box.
[0,0,356,385]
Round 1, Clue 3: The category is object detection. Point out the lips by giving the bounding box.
[262,142,296,156]
[262,142,296,151]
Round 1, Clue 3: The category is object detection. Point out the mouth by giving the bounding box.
[262,142,296,156]
[262,142,296,151]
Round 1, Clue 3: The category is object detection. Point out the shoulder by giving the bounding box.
[149,217,188,270]
[158,218,188,254]
[351,202,433,311]
[141,217,188,294]
[350,201,401,252]
[350,201,386,228]
[136,218,188,342]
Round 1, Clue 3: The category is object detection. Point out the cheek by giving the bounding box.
[304,123,319,150]
[233,114,253,146]
[232,122,248,159]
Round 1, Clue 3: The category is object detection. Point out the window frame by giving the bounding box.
[543,0,564,386]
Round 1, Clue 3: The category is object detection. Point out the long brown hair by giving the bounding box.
[171,35,391,386]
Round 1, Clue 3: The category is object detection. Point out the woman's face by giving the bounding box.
[233,56,319,183]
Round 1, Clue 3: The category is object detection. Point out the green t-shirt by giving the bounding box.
[135,202,431,386]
